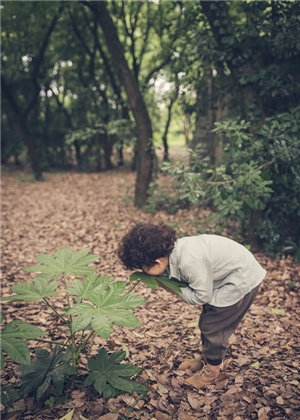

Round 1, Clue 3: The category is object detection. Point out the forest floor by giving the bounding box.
[1,163,300,420]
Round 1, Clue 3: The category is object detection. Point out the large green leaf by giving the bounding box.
[130,271,188,294]
[16,345,76,401]
[65,273,113,303]
[66,279,145,340]
[24,247,100,278]
[84,348,148,400]
[0,314,46,369]
[1,277,59,302]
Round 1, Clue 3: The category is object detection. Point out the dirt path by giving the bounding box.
[1,169,300,420]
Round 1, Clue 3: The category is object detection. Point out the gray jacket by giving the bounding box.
[167,234,266,307]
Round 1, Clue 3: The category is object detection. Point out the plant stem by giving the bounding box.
[43,298,71,329]
[76,330,94,359]
[64,272,71,309]
[71,332,77,369]
[62,272,73,334]
[125,280,141,295]
[31,338,71,348]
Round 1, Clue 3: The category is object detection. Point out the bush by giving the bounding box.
[156,106,300,256]
[0,247,147,403]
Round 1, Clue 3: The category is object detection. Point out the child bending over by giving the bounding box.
[117,222,266,389]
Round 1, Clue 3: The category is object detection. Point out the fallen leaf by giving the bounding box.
[276,396,284,405]
[281,344,292,350]
[59,410,74,420]
[158,384,169,394]
[270,307,285,315]
[187,392,199,409]
[147,370,157,381]
[249,360,260,369]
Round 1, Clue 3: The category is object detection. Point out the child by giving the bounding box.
[117,222,266,388]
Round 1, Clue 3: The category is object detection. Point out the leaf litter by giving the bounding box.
[1,169,300,419]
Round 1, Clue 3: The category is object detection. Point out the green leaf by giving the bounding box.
[66,280,145,339]
[0,315,46,368]
[249,360,260,369]
[16,345,76,401]
[1,277,59,302]
[24,247,100,278]
[270,307,285,315]
[130,272,158,291]
[65,274,113,303]
[130,271,188,294]
[84,348,147,400]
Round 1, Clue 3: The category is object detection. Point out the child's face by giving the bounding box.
[143,256,169,276]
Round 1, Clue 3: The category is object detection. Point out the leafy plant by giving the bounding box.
[157,106,300,254]
[0,312,45,370]
[129,271,189,294]
[0,386,20,408]
[16,345,76,401]
[1,247,147,402]
[44,395,68,408]
[84,348,147,400]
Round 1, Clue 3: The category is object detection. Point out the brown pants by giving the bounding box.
[199,285,260,366]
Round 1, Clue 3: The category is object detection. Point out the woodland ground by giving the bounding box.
[1,158,300,420]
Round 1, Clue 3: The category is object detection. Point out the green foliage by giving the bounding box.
[156,106,300,254]
[0,313,45,370]
[0,386,20,408]
[24,247,100,279]
[1,278,60,303]
[16,346,77,401]
[44,395,68,408]
[1,247,147,403]
[130,272,188,294]
[84,348,147,400]
[66,279,145,339]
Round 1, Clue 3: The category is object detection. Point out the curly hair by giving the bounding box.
[117,222,177,270]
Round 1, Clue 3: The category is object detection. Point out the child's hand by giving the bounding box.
[157,281,179,296]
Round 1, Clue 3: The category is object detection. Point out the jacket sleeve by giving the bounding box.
[178,260,213,306]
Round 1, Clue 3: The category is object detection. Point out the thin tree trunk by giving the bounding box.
[88,1,153,207]
[101,132,113,170]
[162,98,174,161]
[19,114,42,179]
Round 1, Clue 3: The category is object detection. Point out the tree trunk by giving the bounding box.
[19,114,42,179]
[90,1,153,207]
[1,76,42,179]
[191,67,214,162]
[1,5,63,179]
[200,1,265,122]
[184,116,190,146]
[101,132,113,170]
[162,98,174,161]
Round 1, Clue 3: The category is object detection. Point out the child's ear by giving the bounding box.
[154,258,162,265]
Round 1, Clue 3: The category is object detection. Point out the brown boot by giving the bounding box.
[185,366,220,389]
[178,355,206,373]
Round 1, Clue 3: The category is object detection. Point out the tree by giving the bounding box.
[85,1,154,207]
[1,2,64,179]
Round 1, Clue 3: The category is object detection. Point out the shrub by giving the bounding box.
[0,247,147,402]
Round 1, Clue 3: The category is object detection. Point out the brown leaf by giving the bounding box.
[155,411,172,420]
[121,395,135,406]
[171,377,181,388]
[187,392,200,410]
[178,412,197,420]
[98,414,119,420]
[276,395,284,405]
